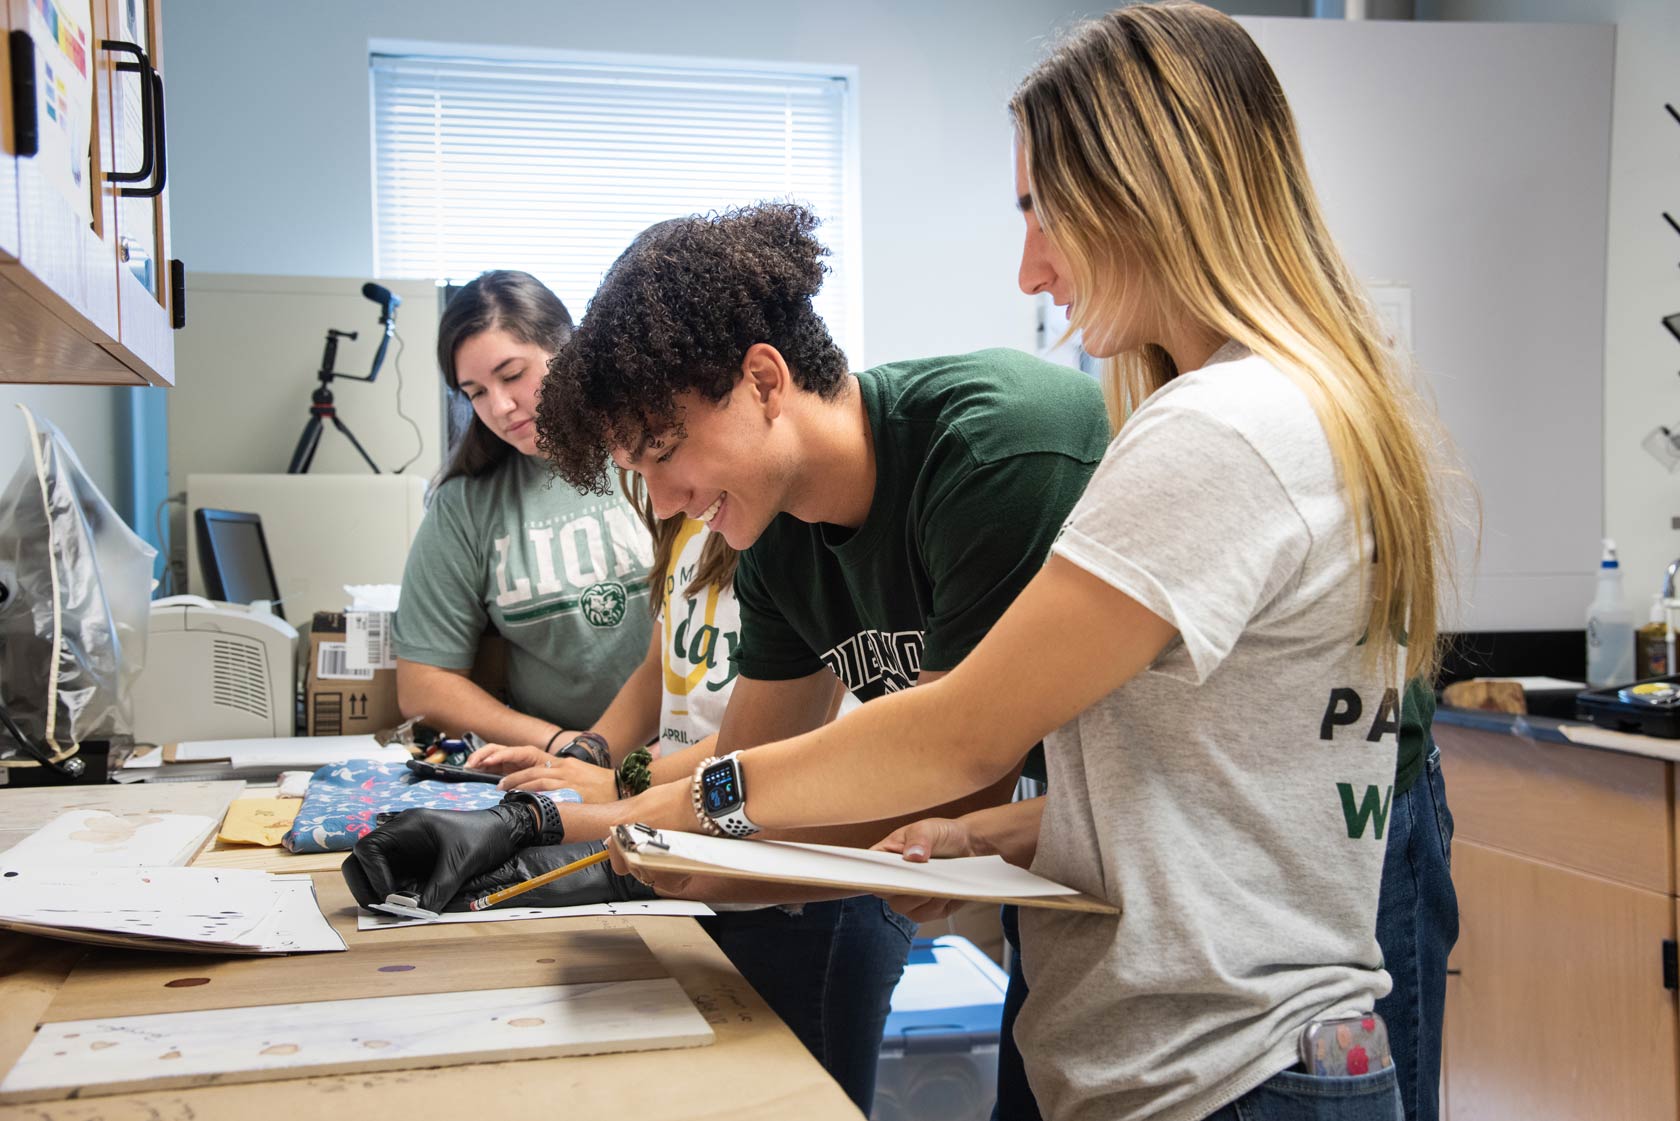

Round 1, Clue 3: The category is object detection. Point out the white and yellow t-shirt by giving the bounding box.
[657,519,741,756]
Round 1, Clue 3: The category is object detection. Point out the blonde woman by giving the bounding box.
[608,5,1451,1119]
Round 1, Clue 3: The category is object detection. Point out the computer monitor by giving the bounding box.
[193,508,285,622]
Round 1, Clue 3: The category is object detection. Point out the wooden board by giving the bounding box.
[193,846,347,874]
[1,977,714,1103]
[2,810,221,868]
[46,924,665,1021]
[0,782,245,861]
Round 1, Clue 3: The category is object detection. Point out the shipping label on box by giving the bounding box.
[306,611,401,737]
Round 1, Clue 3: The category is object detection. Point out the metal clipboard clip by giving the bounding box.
[613,822,670,851]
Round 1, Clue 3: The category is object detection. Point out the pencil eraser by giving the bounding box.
[370,891,440,921]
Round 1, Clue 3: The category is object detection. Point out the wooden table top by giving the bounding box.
[0,840,862,1121]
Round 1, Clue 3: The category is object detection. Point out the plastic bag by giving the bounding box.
[0,405,155,758]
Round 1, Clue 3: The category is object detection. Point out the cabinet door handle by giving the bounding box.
[100,39,155,186]
[9,31,37,158]
[125,69,168,199]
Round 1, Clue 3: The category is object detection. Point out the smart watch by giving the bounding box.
[696,752,761,838]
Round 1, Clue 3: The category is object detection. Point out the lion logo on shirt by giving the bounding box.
[581,581,628,628]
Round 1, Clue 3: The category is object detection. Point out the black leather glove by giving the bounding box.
[342,803,539,915]
[448,840,656,912]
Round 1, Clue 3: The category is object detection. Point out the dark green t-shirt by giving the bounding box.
[1395,677,1434,796]
[732,349,1109,699]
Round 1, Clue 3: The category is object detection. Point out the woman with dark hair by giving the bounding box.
[390,270,654,753]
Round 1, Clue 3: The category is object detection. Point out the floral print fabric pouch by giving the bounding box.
[281,760,581,853]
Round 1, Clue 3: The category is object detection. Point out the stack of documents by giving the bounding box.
[0,865,346,954]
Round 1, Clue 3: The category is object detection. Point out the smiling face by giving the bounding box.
[453,327,549,457]
[1014,140,1154,361]
[610,350,797,551]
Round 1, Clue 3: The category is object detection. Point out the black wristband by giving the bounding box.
[543,728,566,755]
[557,731,611,769]
[500,791,566,846]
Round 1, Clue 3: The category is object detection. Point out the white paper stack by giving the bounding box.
[0,865,346,954]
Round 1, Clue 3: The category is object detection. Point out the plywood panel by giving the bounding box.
[1436,723,1673,893]
[0,934,83,1093]
[192,845,346,874]
[3,977,713,1103]
[1444,842,1678,1121]
[47,923,663,1021]
[0,781,244,859]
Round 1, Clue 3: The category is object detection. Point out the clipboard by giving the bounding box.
[612,824,1118,914]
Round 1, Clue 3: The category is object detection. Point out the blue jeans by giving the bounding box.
[1204,1067,1405,1121]
[994,904,1043,1121]
[1373,746,1459,1121]
[700,896,915,1113]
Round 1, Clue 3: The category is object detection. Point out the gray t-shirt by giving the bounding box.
[1018,344,1399,1121]
[393,454,654,730]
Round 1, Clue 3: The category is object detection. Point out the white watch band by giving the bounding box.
[707,752,760,838]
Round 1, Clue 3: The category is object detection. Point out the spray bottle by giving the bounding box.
[1586,539,1635,687]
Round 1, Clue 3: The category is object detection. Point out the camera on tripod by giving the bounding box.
[286,283,403,474]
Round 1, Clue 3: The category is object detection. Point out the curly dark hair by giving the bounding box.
[537,202,848,493]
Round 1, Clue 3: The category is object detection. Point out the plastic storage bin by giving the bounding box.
[873,935,1010,1121]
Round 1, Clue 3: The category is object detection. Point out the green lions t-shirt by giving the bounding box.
[393,454,654,730]
[732,349,1109,698]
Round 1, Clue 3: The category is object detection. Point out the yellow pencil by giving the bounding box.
[466,848,613,911]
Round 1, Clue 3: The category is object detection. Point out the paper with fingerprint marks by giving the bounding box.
[0,867,345,954]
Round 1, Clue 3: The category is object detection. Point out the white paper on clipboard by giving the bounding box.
[613,825,1117,913]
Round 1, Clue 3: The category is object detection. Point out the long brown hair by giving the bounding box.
[619,470,739,612]
[1012,1,1457,681]
[433,270,574,491]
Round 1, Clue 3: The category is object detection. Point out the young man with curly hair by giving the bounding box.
[346,202,1108,1113]
[544,203,1108,1112]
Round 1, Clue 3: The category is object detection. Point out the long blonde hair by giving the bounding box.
[1012,1,1452,681]
[619,470,739,614]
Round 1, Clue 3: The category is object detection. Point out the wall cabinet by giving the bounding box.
[1438,721,1680,1121]
[0,0,176,386]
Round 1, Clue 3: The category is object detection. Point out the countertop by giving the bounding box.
[1436,704,1680,765]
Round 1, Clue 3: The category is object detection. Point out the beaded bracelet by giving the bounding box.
[690,756,725,836]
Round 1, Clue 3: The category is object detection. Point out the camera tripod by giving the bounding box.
[287,330,381,474]
[286,283,402,475]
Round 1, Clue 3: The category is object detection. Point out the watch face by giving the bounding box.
[701,760,744,816]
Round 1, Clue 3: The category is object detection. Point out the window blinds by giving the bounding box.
[371,53,856,354]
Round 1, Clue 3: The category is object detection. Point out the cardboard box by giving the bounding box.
[305,611,402,736]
